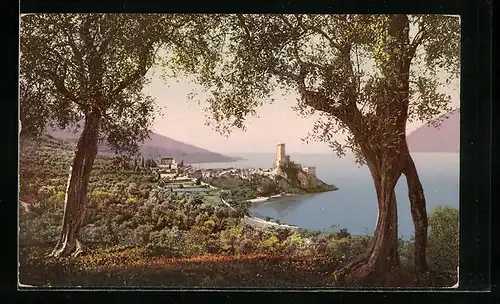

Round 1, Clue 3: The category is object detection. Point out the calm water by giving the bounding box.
[193,153,459,239]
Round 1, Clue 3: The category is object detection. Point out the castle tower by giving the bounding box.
[276,143,286,168]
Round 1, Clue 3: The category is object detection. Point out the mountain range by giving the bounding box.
[407,110,460,153]
[47,109,459,162]
[47,127,243,164]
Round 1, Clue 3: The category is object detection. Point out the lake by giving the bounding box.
[192,152,459,239]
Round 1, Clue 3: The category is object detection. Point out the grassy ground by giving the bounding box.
[19,245,339,288]
[202,193,222,206]
[19,244,455,288]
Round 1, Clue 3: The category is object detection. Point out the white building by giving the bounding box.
[158,157,178,170]
[302,166,317,177]
[160,173,177,179]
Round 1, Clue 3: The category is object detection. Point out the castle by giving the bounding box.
[275,143,316,177]
[275,143,291,168]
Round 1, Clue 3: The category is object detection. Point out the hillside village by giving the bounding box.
[153,143,320,184]
[81,142,335,220]
[19,138,336,218]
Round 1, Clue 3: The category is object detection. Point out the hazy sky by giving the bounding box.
[146,16,460,154]
[146,73,459,154]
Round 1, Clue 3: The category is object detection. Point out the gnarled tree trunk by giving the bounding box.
[402,149,430,285]
[334,147,405,286]
[50,112,101,258]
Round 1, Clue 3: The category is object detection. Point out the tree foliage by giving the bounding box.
[20,14,165,155]
[169,14,459,164]
[20,13,215,156]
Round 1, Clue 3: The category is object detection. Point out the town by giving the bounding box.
[149,143,317,185]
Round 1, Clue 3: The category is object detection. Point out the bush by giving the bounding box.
[397,205,459,283]
[427,205,459,275]
[258,178,278,196]
[19,200,63,246]
[282,232,308,256]
[336,228,351,239]
[259,235,281,254]
[219,224,244,255]
[398,237,415,269]
[322,236,370,263]
[180,230,209,257]
[147,228,179,257]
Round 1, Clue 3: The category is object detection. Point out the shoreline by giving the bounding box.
[244,185,338,205]
[244,193,294,203]
[219,186,338,230]
[218,191,298,229]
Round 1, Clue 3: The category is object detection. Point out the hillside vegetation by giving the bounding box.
[19,136,458,288]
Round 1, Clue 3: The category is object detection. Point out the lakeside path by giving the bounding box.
[217,190,299,230]
[245,193,291,203]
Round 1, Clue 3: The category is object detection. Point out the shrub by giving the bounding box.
[19,200,63,245]
[259,235,282,254]
[81,224,115,244]
[336,228,351,239]
[258,178,278,196]
[147,228,178,257]
[397,205,459,283]
[427,205,459,275]
[323,236,370,263]
[133,224,154,245]
[219,224,244,255]
[126,197,138,204]
[398,237,415,269]
[181,230,209,257]
[282,232,308,256]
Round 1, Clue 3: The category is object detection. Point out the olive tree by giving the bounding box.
[20,13,211,257]
[169,14,459,285]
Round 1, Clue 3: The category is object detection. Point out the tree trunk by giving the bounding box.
[50,112,101,258]
[333,153,403,286]
[402,150,430,285]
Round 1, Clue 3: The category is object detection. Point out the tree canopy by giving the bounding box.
[168,14,459,163]
[20,13,215,156]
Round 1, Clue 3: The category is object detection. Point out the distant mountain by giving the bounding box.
[47,126,243,164]
[407,110,460,153]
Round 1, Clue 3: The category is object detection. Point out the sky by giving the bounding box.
[145,16,460,155]
[146,73,459,154]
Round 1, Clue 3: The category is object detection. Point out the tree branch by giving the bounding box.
[43,70,88,112]
[96,18,126,55]
[408,19,427,60]
[296,64,346,116]
[355,44,362,98]
[110,41,156,97]
[301,15,343,51]
[96,28,118,55]
[64,29,88,86]
[236,15,252,41]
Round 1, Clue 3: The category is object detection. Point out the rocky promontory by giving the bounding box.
[275,162,338,194]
